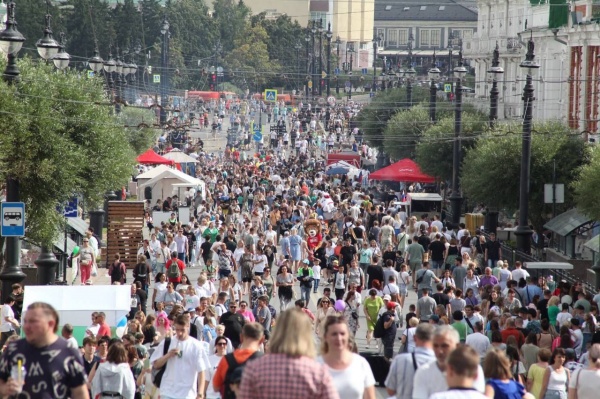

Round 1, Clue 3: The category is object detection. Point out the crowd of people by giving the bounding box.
[1,101,600,399]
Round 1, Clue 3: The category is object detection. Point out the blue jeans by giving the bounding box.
[177,252,186,263]
[313,279,320,293]
[300,285,312,306]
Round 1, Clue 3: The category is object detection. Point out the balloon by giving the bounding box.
[72,246,80,256]
[334,300,346,312]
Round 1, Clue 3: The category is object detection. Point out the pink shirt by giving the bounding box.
[237,310,255,322]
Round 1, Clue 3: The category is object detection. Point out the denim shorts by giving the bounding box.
[544,390,567,399]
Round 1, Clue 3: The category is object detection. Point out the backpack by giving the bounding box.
[167,260,181,279]
[135,263,147,279]
[111,262,125,283]
[222,351,263,399]
[151,337,171,387]
[373,313,387,339]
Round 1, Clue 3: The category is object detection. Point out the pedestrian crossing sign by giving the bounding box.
[153,74,161,83]
[264,89,277,102]
[444,83,452,93]
[87,71,94,78]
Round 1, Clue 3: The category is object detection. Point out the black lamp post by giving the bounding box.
[114,48,124,114]
[305,30,310,99]
[311,21,317,97]
[35,5,60,62]
[488,42,504,128]
[428,50,441,122]
[103,49,116,100]
[405,33,416,108]
[348,46,355,100]
[295,42,302,91]
[450,48,467,226]
[160,15,170,124]
[372,33,382,93]
[335,36,341,94]
[318,20,323,96]
[447,32,454,80]
[214,40,222,92]
[325,23,332,97]
[88,44,105,77]
[53,32,70,71]
[515,35,539,254]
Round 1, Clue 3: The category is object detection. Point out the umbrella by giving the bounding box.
[326,167,349,175]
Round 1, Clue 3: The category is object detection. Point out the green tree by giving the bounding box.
[573,145,600,220]
[461,122,588,230]
[212,0,251,52]
[0,59,135,248]
[120,107,159,154]
[65,0,115,60]
[383,104,432,161]
[415,110,489,181]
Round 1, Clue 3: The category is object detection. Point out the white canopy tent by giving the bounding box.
[162,148,198,163]
[138,168,204,203]
[135,164,172,187]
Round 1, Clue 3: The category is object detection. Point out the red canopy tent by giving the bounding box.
[136,149,175,165]
[369,158,436,183]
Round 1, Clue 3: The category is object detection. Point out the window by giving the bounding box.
[420,6,426,10]
[431,30,441,46]
[388,29,398,46]
[439,5,445,10]
[385,5,392,10]
[398,29,408,45]
[420,30,430,46]
[377,28,385,43]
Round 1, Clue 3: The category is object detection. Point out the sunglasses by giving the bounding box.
[216,342,227,346]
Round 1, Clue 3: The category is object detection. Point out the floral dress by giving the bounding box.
[250,284,267,308]
[343,301,360,335]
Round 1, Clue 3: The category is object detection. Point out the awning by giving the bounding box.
[67,217,89,237]
[584,235,600,252]
[369,158,436,183]
[543,208,592,237]
[54,236,78,255]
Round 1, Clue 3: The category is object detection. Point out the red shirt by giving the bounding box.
[97,322,111,338]
[166,258,185,284]
[501,327,525,347]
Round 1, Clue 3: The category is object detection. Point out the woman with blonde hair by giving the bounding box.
[239,310,339,399]
[401,317,420,353]
[318,316,376,399]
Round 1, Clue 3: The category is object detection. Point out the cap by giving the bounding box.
[430,315,440,323]
[302,259,310,264]
[187,307,196,312]
[387,301,397,310]
[383,294,392,301]
[317,215,324,220]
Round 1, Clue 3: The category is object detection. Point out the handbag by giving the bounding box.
[91,263,98,277]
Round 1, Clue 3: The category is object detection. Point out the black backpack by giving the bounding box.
[373,314,386,339]
[222,351,263,399]
[111,261,124,283]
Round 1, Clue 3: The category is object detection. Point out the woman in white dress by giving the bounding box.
[318,315,376,399]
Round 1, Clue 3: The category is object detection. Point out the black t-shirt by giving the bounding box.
[143,325,156,345]
[432,292,450,306]
[366,265,384,288]
[428,240,446,261]
[405,312,417,326]
[83,354,101,375]
[537,298,549,321]
[200,241,213,259]
[418,235,431,252]
[486,240,501,259]
[137,289,148,314]
[0,337,87,399]
[340,246,357,265]
[220,312,246,344]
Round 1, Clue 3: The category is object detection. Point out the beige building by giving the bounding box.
[246,0,311,26]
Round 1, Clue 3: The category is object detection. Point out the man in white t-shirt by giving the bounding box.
[428,345,488,399]
[61,324,79,349]
[511,261,530,283]
[465,321,490,360]
[413,326,486,399]
[0,296,18,347]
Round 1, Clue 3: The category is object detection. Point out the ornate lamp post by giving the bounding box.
[325,23,332,97]
[405,34,416,108]
[35,5,60,61]
[295,42,302,91]
[372,33,382,93]
[335,36,341,94]
[305,29,310,99]
[318,20,323,96]
[311,20,317,97]
[160,15,170,124]
[488,42,504,128]
[515,35,540,254]
[52,32,70,71]
[428,51,441,122]
[450,48,467,226]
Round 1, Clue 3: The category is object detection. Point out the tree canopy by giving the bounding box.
[573,146,600,221]
[461,122,588,230]
[0,59,138,247]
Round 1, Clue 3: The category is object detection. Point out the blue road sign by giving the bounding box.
[264,89,277,102]
[1,202,25,237]
[64,198,79,218]
[334,68,340,75]
[362,68,368,75]
[253,130,263,141]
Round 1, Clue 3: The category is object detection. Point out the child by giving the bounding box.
[312,259,322,293]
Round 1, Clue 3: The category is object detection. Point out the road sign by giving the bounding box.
[253,130,263,141]
[327,96,336,106]
[63,198,79,218]
[87,71,94,78]
[362,68,368,75]
[444,83,452,93]
[264,89,277,102]
[1,202,25,237]
[334,68,340,75]
[308,80,313,89]
[321,71,327,79]
[153,74,160,83]
[317,97,325,105]
[544,184,565,204]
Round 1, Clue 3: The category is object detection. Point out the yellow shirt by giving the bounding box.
[527,363,546,399]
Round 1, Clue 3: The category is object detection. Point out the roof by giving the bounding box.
[369,158,436,183]
[374,0,477,22]
[67,218,89,237]
[54,236,78,255]
[136,164,172,180]
[162,149,199,164]
[136,149,175,166]
[584,235,600,253]
[139,168,203,188]
[543,208,592,237]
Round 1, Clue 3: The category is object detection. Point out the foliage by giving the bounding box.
[357,87,427,150]
[415,109,489,181]
[383,105,432,161]
[0,59,135,247]
[573,145,600,221]
[461,122,588,230]
[119,107,160,154]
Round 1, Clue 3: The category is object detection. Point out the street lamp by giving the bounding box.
[103,49,116,94]
[52,33,70,70]
[488,42,504,128]
[372,33,382,93]
[0,0,26,297]
[35,7,60,61]
[160,15,170,124]
[318,20,324,96]
[428,50,441,122]
[325,23,333,97]
[335,36,341,94]
[515,35,540,254]
[305,30,310,99]
[88,44,105,73]
[447,32,454,80]
[311,20,317,97]
[405,33,416,107]
[450,48,467,226]
[295,42,302,91]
